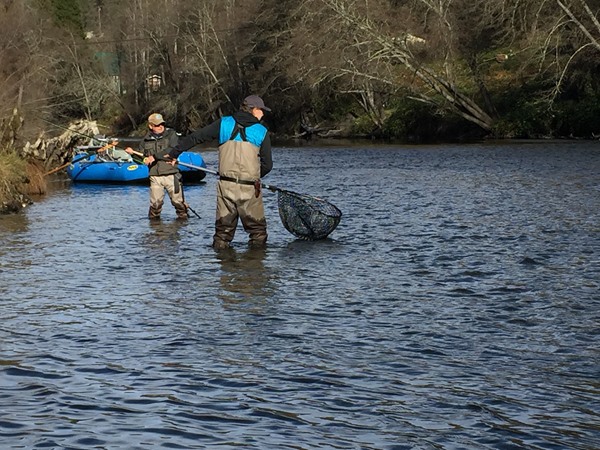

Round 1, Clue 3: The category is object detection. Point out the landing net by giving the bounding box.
[276,190,342,240]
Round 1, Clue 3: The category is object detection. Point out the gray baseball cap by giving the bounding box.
[243,95,271,112]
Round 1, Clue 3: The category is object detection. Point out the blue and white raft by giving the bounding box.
[66,142,206,184]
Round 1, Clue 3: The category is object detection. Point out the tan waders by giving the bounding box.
[148,174,188,220]
[213,179,267,249]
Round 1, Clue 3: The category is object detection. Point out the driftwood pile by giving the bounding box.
[1,113,104,213]
[22,120,101,170]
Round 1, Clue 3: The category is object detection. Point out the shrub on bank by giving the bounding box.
[0,149,45,214]
[552,95,600,138]
[381,98,484,142]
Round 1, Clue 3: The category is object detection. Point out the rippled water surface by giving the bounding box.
[1,141,599,449]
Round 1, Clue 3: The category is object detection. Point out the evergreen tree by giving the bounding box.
[36,0,85,33]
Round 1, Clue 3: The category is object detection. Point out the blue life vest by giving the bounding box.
[219,116,267,148]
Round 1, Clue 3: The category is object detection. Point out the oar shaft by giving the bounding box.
[45,159,78,176]
[45,153,90,175]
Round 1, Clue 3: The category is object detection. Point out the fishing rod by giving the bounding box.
[38,116,115,146]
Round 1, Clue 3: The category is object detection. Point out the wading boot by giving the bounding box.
[212,237,231,250]
[248,229,267,249]
[175,204,189,220]
[248,237,267,249]
[148,205,162,220]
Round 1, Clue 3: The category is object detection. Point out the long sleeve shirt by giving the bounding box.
[161,112,273,178]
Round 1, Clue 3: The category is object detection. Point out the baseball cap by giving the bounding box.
[148,113,165,126]
[243,95,271,112]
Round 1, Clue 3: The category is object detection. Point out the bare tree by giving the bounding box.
[549,0,600,97]
[9,0,596,139]
[0,0,70,142]
[172,0,261,125]
[285,0,496,131]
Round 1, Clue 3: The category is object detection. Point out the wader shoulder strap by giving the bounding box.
[229,123,247,142]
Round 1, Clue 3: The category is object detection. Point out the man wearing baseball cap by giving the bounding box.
[242,94,271,112]
[159,95,273,249]
[126,113,188,220]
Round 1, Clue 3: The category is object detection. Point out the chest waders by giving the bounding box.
[213,119,267,249]
[143,129,188,220]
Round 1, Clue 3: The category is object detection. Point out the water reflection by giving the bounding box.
[0,212,29,234]
[144,219,187,246]
[216,247,274,304]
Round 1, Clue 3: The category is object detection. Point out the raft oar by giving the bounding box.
[176,161,342,240]
[45,141,117,176]
[45,153,91,176]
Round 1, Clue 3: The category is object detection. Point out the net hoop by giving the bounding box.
[277,190,342,240]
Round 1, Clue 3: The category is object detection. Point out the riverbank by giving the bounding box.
[0,150,31,214]
[0,119,104,215]
[0,150,46,214]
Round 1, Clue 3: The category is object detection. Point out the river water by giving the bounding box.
[1,141,599,449]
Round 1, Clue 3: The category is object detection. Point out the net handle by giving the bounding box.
[179,161,341,239]
[178,161,286,194]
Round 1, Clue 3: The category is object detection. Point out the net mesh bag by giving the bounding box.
[276,190,342,240]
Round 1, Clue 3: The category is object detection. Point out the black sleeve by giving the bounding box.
[259,133,273,178]
[166,119,221,159]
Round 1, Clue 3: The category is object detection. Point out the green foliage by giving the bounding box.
[493,100,553,138]
[381,99,448,142]
[36,0,85,33]
[552,96,600,138]
[282,89,366,137]
[351,114,378,136]
[379,97,484,142]
[312,93,354,124]
[382,98,434,139]
[491,84,554,138]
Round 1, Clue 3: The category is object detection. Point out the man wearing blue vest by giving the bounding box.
[161,95,273,249]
